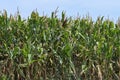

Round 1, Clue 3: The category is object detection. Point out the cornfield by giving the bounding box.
[0,10,120,80]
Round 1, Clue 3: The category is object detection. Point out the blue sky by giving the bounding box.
[0,0,120,21]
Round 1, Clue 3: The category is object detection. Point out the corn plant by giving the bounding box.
[0,10,120,80]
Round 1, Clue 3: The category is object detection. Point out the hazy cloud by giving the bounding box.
[0,0,120,20]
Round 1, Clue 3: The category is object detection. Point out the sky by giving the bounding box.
[0,0,120,21]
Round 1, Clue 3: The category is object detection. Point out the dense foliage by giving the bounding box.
[0,10,120,80]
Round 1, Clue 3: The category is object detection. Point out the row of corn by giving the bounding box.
[0,10,120,80]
